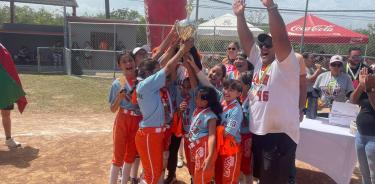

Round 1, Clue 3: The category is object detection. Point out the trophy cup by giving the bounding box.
[176,0,196,41]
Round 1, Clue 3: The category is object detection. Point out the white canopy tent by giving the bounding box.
[197,14,264,40]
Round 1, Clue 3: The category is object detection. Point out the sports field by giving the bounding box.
[0,74,362,184]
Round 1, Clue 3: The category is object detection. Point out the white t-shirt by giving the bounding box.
[248,44,300,143]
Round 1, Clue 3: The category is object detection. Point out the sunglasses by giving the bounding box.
[227,47,237,51]
[258,43,272,49]
[351,55,362,60]
[330,63,342,67]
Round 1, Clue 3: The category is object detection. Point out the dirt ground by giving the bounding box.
[0,112,362,184]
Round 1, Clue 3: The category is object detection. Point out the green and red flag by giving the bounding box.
[0,43,27,113]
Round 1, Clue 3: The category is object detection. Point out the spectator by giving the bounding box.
[234,0,300,183]
[345,47,372,88]
[350,68,375,184]
[222,41,240,73]
[303,52,324,119]
[83,41,93,69]
[314,55,354,109]
[52,41,63,68]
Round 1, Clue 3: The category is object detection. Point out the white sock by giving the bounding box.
[130,158,140,179]
[109,164,121,184]
[121,163,132,184]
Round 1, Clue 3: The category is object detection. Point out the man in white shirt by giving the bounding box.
[233,0,300,183]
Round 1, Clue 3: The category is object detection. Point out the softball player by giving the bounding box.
[108,52,142,184]
[239,72,254,184]
[134,40,193,184]
[215,79,243,184]
[188,86,222,184]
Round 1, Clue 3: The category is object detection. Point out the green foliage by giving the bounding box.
[0,5,63,25]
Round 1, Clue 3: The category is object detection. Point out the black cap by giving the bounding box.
[256,33,273,48]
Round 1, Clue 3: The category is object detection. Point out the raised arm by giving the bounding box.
[185,57,214,88]
[350,68,367,104]
[183,54,198,89]
[164,39,194,76]
[262,0,292,62]
[233,0,254,55]
[152,24,178,61]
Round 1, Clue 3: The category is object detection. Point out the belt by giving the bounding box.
[139,127,166,134]
[122,109,141,117]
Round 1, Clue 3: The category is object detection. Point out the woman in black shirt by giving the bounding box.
[350,68,375,184]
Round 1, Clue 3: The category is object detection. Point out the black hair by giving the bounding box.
[302,52,313,59]
[197,86,223,124]
[223,79,243,93]
[237,52,254,71]
[239,71,254,88]
[189,46,203,70]
[348,47,362,54]
[137,58,159,79]
[228,41,240,49]
[213,63,227,79]
[117,52,134,65]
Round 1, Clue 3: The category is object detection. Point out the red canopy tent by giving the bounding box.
[286,14,369,44]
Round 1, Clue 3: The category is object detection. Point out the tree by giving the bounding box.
[0,5,63,25]
[246,10,266,26]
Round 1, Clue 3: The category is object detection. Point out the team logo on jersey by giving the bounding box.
[223,156,235,177]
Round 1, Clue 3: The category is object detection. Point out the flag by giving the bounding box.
[0,43,28,113]
[0,65,25,109]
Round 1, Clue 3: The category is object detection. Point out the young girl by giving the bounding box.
[188,86,223,184]
[108,52,142,184]
[227,53,254,80]
[134,40,193,184]
[208,64,227,91]
[165,55,198,183]
[215,79,244,184]
[239,71,254,184]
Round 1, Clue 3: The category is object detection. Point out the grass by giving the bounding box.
[19,74,113,113]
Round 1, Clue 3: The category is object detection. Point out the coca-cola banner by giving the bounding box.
[144,0,187,49]
[286,14,368,44]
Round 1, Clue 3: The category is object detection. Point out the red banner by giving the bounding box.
[144,0,187,49]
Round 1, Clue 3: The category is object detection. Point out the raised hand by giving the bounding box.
[261,0,275,8]
[359,68,368,90]
[180,38,194,53]
[232,0,245,16]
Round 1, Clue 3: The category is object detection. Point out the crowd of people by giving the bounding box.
[1,0,374,184]
[105,0,375,184]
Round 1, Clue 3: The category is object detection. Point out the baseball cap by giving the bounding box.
[256,33,273,48]
[330,55,344,64]
[132,45,151,55]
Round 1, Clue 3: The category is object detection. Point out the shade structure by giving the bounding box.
[286,14,368,44]
[198,14,264,40]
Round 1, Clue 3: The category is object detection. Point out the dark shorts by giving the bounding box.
[252,133,297,184]
[1,104,14,110]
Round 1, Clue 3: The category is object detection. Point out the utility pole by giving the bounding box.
[300,0,309,53]
[105,0,110,19]
[10,0,15,23]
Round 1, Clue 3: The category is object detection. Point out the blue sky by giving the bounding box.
[12,0,375,29]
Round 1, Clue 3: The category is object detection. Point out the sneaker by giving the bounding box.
[130,177,139,184]
[5,138,21,148]
[177,159,184,168]
[164,174,176,184]
[288,178,297,184]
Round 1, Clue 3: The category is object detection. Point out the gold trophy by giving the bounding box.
[176,0,196,41]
